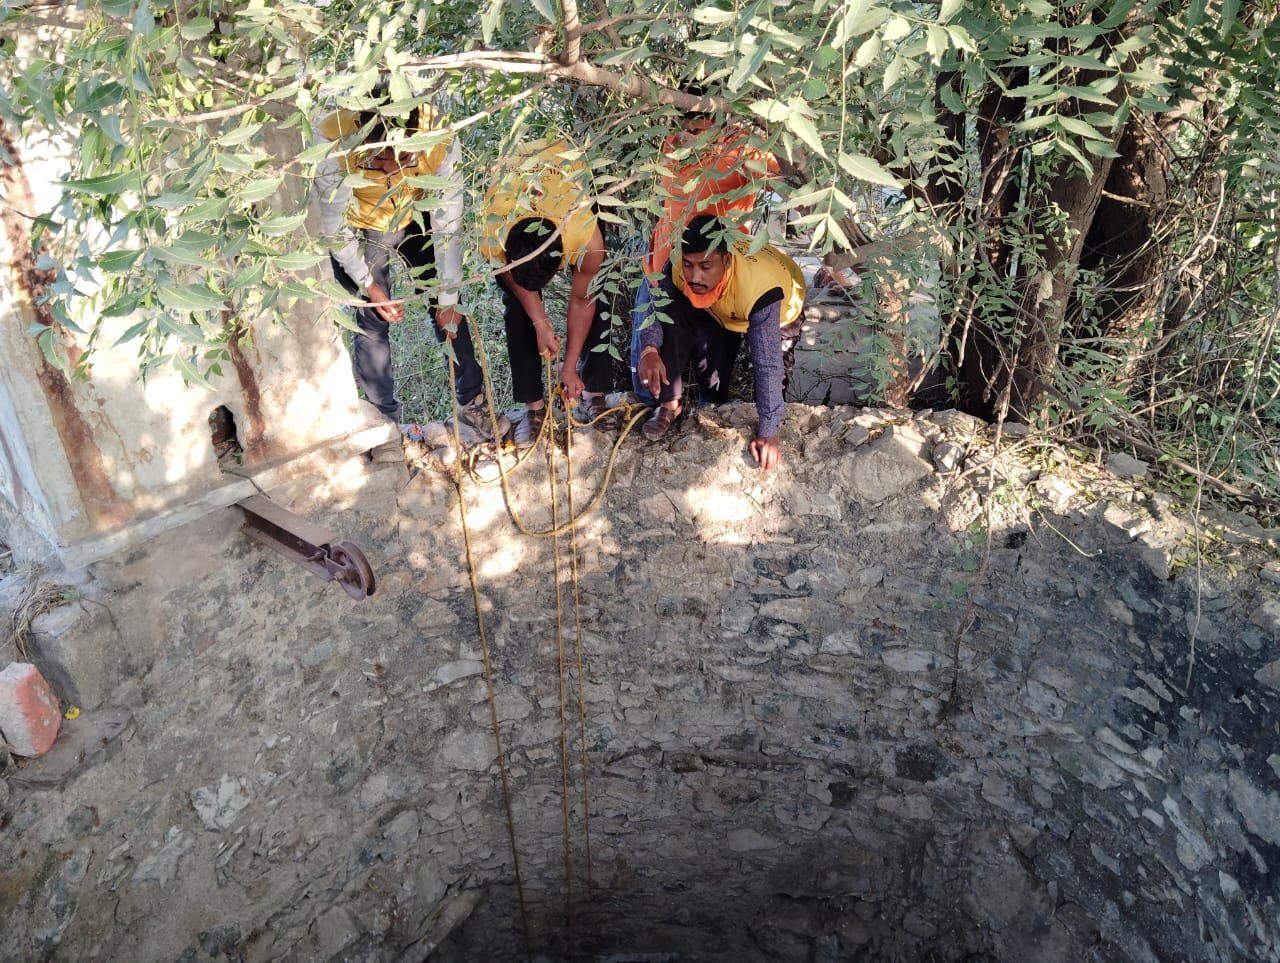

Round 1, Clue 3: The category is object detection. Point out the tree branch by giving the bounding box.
[561,0,584,66]
[404,51,726,114]
[589,0,623,47]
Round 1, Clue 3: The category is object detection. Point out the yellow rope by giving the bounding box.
[445,354,532,959]
[443,312,651,540]
[545,401,575,929]
[565,418,594,889]
[483,386,651,539]
[437,327,639,950]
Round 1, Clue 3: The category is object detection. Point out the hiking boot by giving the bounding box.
[578,394,619,433]
[447,395,510,446]
[641,404,681,441]
[513,406,547,449]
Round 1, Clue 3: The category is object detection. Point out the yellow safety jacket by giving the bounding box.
[480,138,599,268]
[317,108,452,232]
[673,243,806,333]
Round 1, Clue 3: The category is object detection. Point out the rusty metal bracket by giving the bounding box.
[236,493,376,600]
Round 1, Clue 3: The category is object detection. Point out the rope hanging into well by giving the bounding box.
[441,325,630,952]
[544,398,575,928]
[564,417,594,890]
[445,351,532,960]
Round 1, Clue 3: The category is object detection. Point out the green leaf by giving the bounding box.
[1221,0,1238,35]
[172,352,213,389]
[1055,135,1093,176]
[838,2,890,45]
[187,196,231,221]
[153,246,218,269]
[62,171,137,195]
[837,152,899,187]
[256,212,308,236]
[179,16,214,39]
[939,81,964,114]
[530,0,555,22]
[272,251,326,271]
[149,193,197,210]
[938,0,962,24]
[111,318,153,347]
[236,176,284,203]
[749,98,791,123]
[925,24,947,62]
[218,124,263,148]
[784,103,827,158]
[132,0,154,37]
[1012,113,1059,132]
[229,261,267,291]
[1098,0,1137,31]
[883,52,905,91]
[278,281,316,300]
[728,38,771,91]
[36,327,67,373]
[854,34,881,68]
[945,25,975,53]
[882,16,911,44]
[1123,68,1170,86]
[1082,138,1120,159]
[157,284,228,312]
[1058,114,1110,141]
[102,291,143,318]
[76,81,126,114]
[480,0,503,43]
[297,139,337,166]
[98,249,144,273]
[688,40,735,56]
[693,4,735,26]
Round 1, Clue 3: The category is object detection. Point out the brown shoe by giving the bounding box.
[641,404,681,441]
[579,394,620,433]
[513,406,547,449]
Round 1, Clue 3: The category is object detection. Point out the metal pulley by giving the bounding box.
[236,493,376,599]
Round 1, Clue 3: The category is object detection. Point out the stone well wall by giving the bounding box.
[2,402,1278,962]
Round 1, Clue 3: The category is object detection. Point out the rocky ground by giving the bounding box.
[1,400,1279,962]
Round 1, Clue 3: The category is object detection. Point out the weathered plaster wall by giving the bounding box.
[2,402,1278,962]
[0,103,379,570]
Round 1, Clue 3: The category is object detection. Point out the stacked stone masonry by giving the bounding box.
[1,402,1278,962]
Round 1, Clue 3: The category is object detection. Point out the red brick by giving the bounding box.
[0,662,62,756]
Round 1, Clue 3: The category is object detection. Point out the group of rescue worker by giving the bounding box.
[316,85,807,473]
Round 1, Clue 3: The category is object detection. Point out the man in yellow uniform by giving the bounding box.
[630,92,780,406]
[481,138,614,447]
[636,215,806,471]
[316,94,504,457]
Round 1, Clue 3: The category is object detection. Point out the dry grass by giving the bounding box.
[4,575,74,664]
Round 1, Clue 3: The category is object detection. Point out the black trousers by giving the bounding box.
[644,273,800,408]
[502,273,615,405]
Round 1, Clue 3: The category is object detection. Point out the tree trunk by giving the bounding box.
[1070,116,1171,370]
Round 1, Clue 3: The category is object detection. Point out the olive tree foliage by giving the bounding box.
[0,0,1276,500]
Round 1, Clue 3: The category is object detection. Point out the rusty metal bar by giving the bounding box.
[236,493,376,599]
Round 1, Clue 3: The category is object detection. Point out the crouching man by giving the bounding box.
[635,215,806,471]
